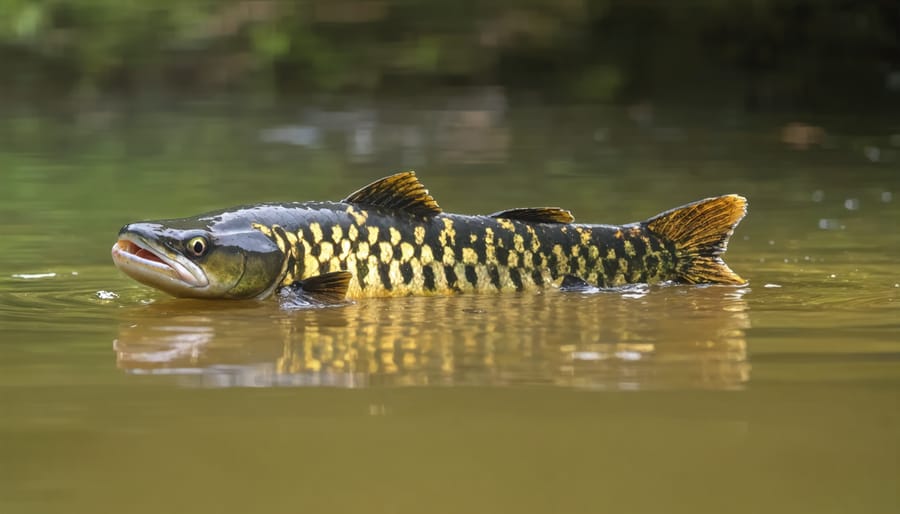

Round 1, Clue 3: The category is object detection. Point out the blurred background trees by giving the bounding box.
[2,0,898,111]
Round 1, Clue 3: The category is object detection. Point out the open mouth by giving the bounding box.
[115,240,167,266]
[112,236,208,288]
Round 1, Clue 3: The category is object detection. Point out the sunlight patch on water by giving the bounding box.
[818,218,844,230]
[11,272,56,279]
[560,282,651,298]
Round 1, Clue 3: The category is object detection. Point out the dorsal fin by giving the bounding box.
[489,207,574,224]
[343,171,442,216]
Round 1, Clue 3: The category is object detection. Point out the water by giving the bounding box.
[1,101,898,514]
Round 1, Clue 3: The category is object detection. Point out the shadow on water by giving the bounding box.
[113,286,750,390]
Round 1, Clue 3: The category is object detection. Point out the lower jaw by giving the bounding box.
[112,261,191,297]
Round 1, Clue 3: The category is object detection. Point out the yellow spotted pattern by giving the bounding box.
[253,207,672,299]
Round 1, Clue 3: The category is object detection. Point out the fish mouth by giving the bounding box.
[111,235,209,289]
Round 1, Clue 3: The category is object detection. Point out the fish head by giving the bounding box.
[111,215,285,299]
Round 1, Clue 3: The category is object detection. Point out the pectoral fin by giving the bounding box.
[288,271,353,303]
[559,275,593,292]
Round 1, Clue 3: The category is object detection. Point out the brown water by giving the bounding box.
[1,102,898,513]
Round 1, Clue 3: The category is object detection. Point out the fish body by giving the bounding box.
[112,172,747,300]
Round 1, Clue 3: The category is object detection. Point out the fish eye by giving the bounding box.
[187,236,208,257]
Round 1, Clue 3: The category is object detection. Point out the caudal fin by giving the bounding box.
[645,195,748,285]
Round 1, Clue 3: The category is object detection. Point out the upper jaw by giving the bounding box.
[111,232,209,290]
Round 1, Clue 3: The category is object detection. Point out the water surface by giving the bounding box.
[1,102,897,514]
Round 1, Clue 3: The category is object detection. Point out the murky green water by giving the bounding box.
[1,102,898,513]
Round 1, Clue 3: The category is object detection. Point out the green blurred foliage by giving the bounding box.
[1,0,897,109]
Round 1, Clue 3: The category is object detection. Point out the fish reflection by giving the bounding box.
[113,287,751,390]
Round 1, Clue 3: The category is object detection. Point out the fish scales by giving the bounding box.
[253,204,677,298]
[111,172,747,301]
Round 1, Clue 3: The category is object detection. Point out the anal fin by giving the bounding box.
[489,207,574,224]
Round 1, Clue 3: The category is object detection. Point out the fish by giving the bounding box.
[111,171,747,301]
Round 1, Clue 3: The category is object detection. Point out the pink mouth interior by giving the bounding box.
[116,240,167,265]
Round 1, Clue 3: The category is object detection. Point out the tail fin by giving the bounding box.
[645,195,748,285]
